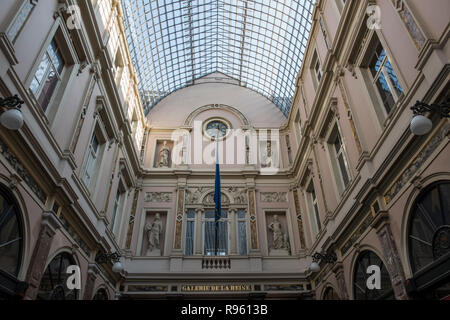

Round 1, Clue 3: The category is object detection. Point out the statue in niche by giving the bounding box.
[268,215,290,255]
[158,141,170,168]
[268,215,283,249]
[261,141,273,168]
[146,213,163,255]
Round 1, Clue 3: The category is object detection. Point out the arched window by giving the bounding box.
[353,250,394,300]
[0,187,24,277]
[37,252,78,300]
[408,181,450,273]
[322,286,340,300]
[93,288,109,300]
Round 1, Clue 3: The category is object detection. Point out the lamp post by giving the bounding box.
[410,100,449,136]
[310,251,337,273]
[0,95,24,130]
[95,251,123,273]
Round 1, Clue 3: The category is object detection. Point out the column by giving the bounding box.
[82,263,100,300]
[173,188,185,250]
[125,186,141,250]
[229,209,237,255]
[332,262,349,300]
[292,187,306,250]
[24,211,62,300]
[371,213,410,300]
[194,208,203,255]
[248,189,258,251]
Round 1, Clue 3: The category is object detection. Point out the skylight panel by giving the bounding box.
[121,0,315,116]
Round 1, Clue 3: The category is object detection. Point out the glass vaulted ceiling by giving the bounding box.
[121,0,316,116]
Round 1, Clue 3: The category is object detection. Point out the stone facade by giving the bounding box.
[0,0,448,300]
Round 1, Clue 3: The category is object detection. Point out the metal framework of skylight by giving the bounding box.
[121,0,315,116]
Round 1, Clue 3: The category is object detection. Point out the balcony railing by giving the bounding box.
[202,256,231,269]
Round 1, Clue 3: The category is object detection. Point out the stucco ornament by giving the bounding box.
[145,192,172,203]
[261,192,287,203]
[158,141,170,168]
[185,187,247,205]
[146,214,163,255]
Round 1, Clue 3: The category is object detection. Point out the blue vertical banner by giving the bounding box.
[214,162,221,223]
[214,135,221,255]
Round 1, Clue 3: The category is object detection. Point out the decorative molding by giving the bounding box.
[59,213,90,257]
[293,189,306,249]
[391,0,426,50]
[384,123,449,204]
[127,285,168,292]
[174,188,185,249]
[373,215,410,299]
[341,213,374,255]
[248,189,258,250]
[260,192,287,203]
[184,104,249,127]
[0,138,46,203]
[144,192,172,203]
[0,32,18,65]
[185,186,247,205]
[202,191,230,205]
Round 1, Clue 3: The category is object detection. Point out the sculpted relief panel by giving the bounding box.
[260,192,287,203]
[145,192,172,203]
[185,186,248,205]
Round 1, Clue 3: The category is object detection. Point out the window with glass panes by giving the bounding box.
[353,250,394,300]
[110,189,123,233]
[30,39,65,112]
[368,36,403,114]
[332,129,350,189]
[184,209,195,256]
[203,209,228,256]
[83,133,100,187]
[307,182,321,237]
[236,209,248,255]
[315,59,322,83]
[0,189,23,277]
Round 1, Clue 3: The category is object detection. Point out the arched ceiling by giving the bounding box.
[121,0,316,116]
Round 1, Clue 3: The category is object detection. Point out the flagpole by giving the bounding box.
[215,128,219,256]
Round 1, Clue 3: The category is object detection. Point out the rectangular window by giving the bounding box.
[30,39,65,112]
[6,1,35,43]
[83,133,100,187]
[203,210,228,256]
[311,50,322,89]
[295,111,302,138]
[367,37,403,114]
[184,210,195,256]
[315,60,322,83]
[333,131,350,188]
[307,182,321,238]
[236,209,247,256]
[110,189,123,233]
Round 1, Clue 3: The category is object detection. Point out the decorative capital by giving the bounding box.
[8,173,22,191]
[41,211,62,236]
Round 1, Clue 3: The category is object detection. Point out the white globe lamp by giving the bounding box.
[410,115,432,136]
[0,108,23,130]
